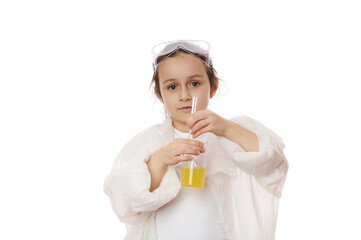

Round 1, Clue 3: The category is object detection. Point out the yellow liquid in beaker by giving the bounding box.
[181,168,205,188]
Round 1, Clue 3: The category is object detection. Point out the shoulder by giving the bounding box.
[230,115,285,148]
[114,122,166,164]
[230,115,280,130]
[229,115,262,128]
[124,122,164,148]
[230,115,282,138]
[119,116,173,154]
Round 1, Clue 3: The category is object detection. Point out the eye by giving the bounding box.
[190,81,200,87]
[167,84,177,90]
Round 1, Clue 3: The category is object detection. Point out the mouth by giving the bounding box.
[179,106,192,112]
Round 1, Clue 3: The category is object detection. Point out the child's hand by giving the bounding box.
[147,139,204,192]
[154,138,205,167]
[186,109,230,139]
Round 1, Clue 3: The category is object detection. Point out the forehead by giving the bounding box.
[157,53,207,83]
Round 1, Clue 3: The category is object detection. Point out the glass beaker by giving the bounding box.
[181,146,207,188]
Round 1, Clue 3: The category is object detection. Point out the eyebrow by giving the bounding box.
[162,78,176,84]
[162,74,204,84]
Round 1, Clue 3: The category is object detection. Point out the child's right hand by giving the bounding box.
[153,138,205,167]
[147,139,205,192]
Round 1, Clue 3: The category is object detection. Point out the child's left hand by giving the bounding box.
[186,109,230,139]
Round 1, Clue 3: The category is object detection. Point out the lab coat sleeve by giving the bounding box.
[218,115,288,197]
[103,128,180,224]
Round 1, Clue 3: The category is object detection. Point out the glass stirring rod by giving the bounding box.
[188,96,197,185]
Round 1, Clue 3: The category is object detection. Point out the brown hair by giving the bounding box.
[150,49,219,100]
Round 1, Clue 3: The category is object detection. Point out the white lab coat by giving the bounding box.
[104,115,288,240]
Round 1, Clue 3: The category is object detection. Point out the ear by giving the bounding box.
[210,78,219,99]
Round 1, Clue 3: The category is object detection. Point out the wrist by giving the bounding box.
[147,149,168,192]
[223,120,259,152]
[223,119,236,138]
[149,149,168,170]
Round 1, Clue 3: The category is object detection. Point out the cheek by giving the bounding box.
[161,93,176,109]
[201,99,210,110]
[197,93,210,110]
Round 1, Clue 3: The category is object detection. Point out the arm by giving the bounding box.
[187,111,288,196]
[103,132,182,222]
[146,152,167,192]
[223,119,259,152]
[187,110,258,152]
[219,115,288,196]
[146,138,205,192]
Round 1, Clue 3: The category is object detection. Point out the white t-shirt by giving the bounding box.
[155,128,228,240]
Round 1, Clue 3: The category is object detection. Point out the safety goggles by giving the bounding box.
[151,40,212,71]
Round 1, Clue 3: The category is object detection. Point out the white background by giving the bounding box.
[1,0,360,239]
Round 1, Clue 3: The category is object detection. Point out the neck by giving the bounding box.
[172,120,189,133]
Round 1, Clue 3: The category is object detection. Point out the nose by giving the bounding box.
[179,87,191,102]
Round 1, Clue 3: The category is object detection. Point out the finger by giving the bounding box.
[179,143,204,152]
[192,124,213,139]
[175,155,193,163]
[186,110,208,129]
[174,145,202,156]
[189,144,205,153]
[191,119,210,136]
[172,141,203,156]
[181,147,202,156]
[178,138,204,147]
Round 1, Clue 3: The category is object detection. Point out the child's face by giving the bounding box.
[157,52,217,132]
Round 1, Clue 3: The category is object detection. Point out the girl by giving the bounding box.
[104,40,288,240]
